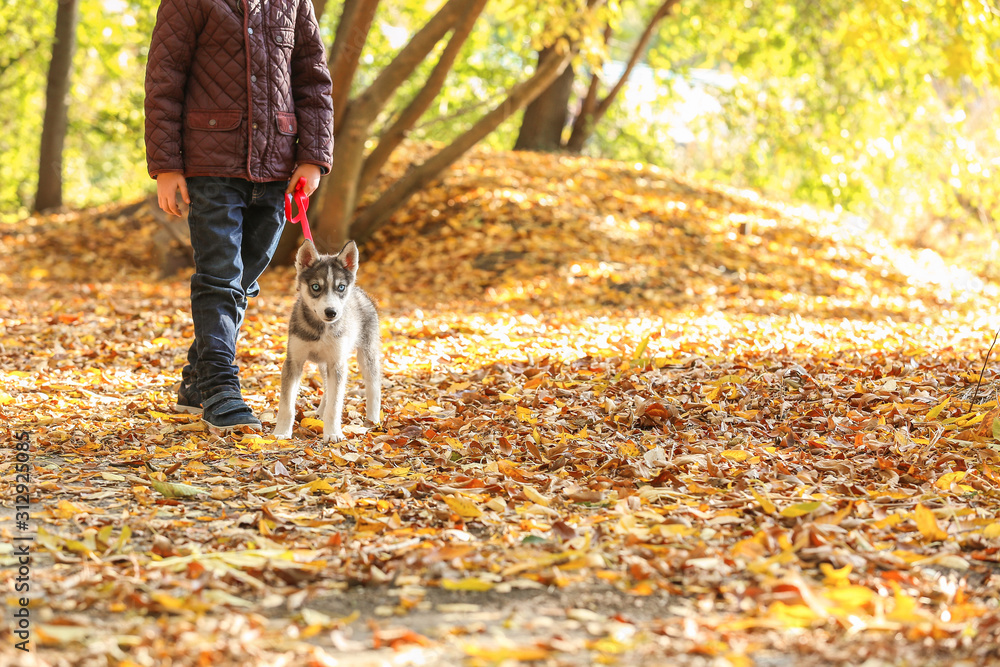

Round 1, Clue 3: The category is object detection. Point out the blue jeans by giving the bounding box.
[182,177,287,398]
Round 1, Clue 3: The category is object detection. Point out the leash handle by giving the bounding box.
[285,177,313,243]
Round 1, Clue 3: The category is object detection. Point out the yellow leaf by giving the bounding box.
[629,580,655,596]
[522,485,550,507]
[983,523,1000,539]
[721,449,748,462]
[914,504,948,541]
[463,645,549,661]
[617,440,640,458]
[751,488,776,515]
[874,513,903,530]
[516,405,536,424]
[0,391,14,405]
[306,478,338,494]
[731,533,768,559]
[114,526,132,552]
[443,495,483,518]
[816,502,853,526]
[887,584,925,623]
[780,501,821,518]
[210,487,236,500]
[498,459,530,482]
[655,523,697,537]
[934,471,966,490]
[53,500,82,519]
[151,592,188,611]
[150,479,207,499]
[824,585,874,610]
[927,397,949,420]
[633,335,650,360]
[442,577,494,592]
[767,601,820,628]
[820,562,852,586]
[301,417,323,431]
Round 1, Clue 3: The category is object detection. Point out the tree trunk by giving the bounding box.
[328,0,380,136]
[512,46,575,151]
[349,41,576,244]
[314,0,478,250]
[513,0,677,156]
[35,0,80,213]
[311,0,328,21]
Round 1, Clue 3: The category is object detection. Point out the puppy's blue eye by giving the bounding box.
[311,283,321,292]
[337,284,346,292]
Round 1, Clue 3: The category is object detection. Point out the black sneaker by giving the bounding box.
[174,381,203,414]
[201,390,261,431]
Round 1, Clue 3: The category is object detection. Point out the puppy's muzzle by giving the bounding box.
[324,307,338,322]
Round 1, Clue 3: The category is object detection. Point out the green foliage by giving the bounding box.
[626,0,1000,238]
[4,0,998,245]
[0,0,156,219]
[66,0,157,207]
[0,2,53,218]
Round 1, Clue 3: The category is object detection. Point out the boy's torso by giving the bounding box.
[146,0,330,182]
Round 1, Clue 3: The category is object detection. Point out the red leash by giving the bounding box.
[285,177,313,243]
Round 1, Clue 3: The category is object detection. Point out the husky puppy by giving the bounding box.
[273,240,381,443]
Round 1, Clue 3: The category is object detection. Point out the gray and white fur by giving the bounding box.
[273,240,381,443]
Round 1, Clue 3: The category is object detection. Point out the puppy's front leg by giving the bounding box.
[273,354,305,439]
[316,362,328,416]
[322,361,347,443]
[358,340,382,426]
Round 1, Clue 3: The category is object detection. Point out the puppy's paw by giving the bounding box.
[272,427,293,440]
[323,429,345,444]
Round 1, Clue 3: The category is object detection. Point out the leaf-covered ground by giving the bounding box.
[2,150,1000,666]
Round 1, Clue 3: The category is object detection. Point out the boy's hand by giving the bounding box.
[156,172,190,217]
[287,163,322,197]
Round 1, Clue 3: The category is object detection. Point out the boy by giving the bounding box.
[144,0,334,429]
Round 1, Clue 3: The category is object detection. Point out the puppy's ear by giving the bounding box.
[296,240,319,271]
[338,240,359,275]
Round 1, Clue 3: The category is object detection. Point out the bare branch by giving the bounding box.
[359,0,488,193]
[352,0,478,123]
[566,0,678,152]
[349,41,576,243]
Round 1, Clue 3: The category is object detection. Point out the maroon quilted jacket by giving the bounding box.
[144,0,333,182]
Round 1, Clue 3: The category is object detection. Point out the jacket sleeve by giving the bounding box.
[144,0,204,178]
[290,0,334,174]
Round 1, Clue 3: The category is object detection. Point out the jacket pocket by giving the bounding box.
[276,111,297,136]
[271,28,294,49]
[186,109,242,131]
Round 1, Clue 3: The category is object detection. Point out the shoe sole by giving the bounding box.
[201,418,262,432]
[174,404,203,415]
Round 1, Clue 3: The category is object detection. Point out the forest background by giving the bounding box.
[3,0,1000,261]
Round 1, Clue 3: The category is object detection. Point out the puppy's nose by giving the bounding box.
[324,308,337,319]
